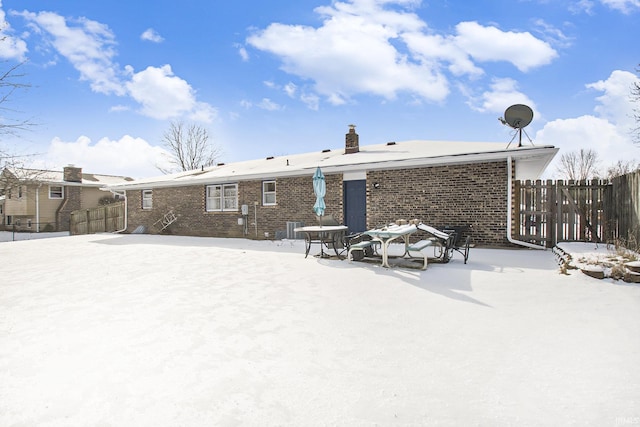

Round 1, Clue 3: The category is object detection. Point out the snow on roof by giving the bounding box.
[107,139,558,190]
[4,168,133,187]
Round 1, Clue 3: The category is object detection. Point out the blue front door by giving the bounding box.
[343,180,366,232]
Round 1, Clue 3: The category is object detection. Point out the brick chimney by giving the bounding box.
[63,165,82,183]
[345,124,359,154]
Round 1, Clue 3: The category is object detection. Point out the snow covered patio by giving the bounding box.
[1,234,639,426]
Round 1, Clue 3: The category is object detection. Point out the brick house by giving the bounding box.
[1,165,132,232]
[106,126,558,246]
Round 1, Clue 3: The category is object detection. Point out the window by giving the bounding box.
[206,184,238,211]
[49,186,64,199]
[262,180,276,206]
[142,190,153,209]
[18,186,23,199]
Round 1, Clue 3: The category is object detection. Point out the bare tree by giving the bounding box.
[605,159,639,179]
[632,64,640,143]
[0,61,34,138]
[556,148,601,180]
[157,121,221,174]
[1,60,38,190]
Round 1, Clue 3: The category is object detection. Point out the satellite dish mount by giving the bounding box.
[499,104,534,148]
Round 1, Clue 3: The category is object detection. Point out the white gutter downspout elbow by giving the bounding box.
[109,189,128,233]
[507,156,546,250]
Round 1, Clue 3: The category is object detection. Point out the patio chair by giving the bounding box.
[416,223,471,264]
[316,214,346,253]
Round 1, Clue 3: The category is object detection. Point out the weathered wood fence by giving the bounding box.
[514,170,639,247]
[70,202,125,235]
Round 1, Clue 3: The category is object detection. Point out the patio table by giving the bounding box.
[294,225,348,258]
[363,224,417,268]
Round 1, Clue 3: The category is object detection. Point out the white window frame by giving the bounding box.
[49,185,64,199]
[142,189,153,209]
[206,184,238,212]
[262,180,276,206]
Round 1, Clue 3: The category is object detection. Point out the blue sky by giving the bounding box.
[0,0,638,178]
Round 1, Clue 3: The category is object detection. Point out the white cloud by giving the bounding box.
[402,31,483,77]
[570,0,596,14]
[257,98,282,111]
[284,82,297,98]
[238,46,249,62]
[13,10,215,122]
[16,10,125,95]
[109,104,130,113]
[468,77,537,115]
[532,19,573,49]
[536,115,635,178]
[300,92,320,110]
[36,135,172,179]
[453,21,557,72]
[0,2,28,60]
[140,28,164,43]
[247,0,449,105]
[247,0,557,107]
[125,64,216,122]
[536,70,639,177]
[600,0,640,13]
[586,70,637,129]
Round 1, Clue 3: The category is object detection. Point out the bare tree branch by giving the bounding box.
[632,64,640,144]
[0,60,36,137]
[157,121,221,174]
[605,159,639,179]
[556,148,601,180]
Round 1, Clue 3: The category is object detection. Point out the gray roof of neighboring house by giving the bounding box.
[106,139,559,191]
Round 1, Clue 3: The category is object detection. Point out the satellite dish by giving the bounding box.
[504,104,533,129]
[499,104,534,148]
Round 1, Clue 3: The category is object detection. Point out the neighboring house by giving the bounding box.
[106,126,558,246]
[1,165,132,232]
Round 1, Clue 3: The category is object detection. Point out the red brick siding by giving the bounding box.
[125,161,510,245]
[367,161,509,245]
[125,174,344,239]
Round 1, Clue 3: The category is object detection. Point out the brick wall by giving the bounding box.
[125,174,344,239]
[125,161,510,245]
[367,161,509,245]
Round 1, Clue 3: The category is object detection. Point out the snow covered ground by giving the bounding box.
[1,234,639,426]
[0,231,69,243]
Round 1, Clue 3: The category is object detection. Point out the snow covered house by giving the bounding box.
[1,165,132,232]
[105,126,558,246]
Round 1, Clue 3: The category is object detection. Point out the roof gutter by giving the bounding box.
[506,156,546,250]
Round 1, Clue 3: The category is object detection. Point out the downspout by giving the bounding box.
[36,183,41,233]
[109,189,128,233]
[507,156,546,250]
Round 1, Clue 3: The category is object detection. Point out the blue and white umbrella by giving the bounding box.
[312,166,326,217]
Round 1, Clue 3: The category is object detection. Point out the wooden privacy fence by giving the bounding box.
[514,170,640,247]
[70,202,125,235]
[605,170,640,246]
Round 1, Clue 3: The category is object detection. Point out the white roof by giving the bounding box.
[107,140,558,190]
[4,168,133,187]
